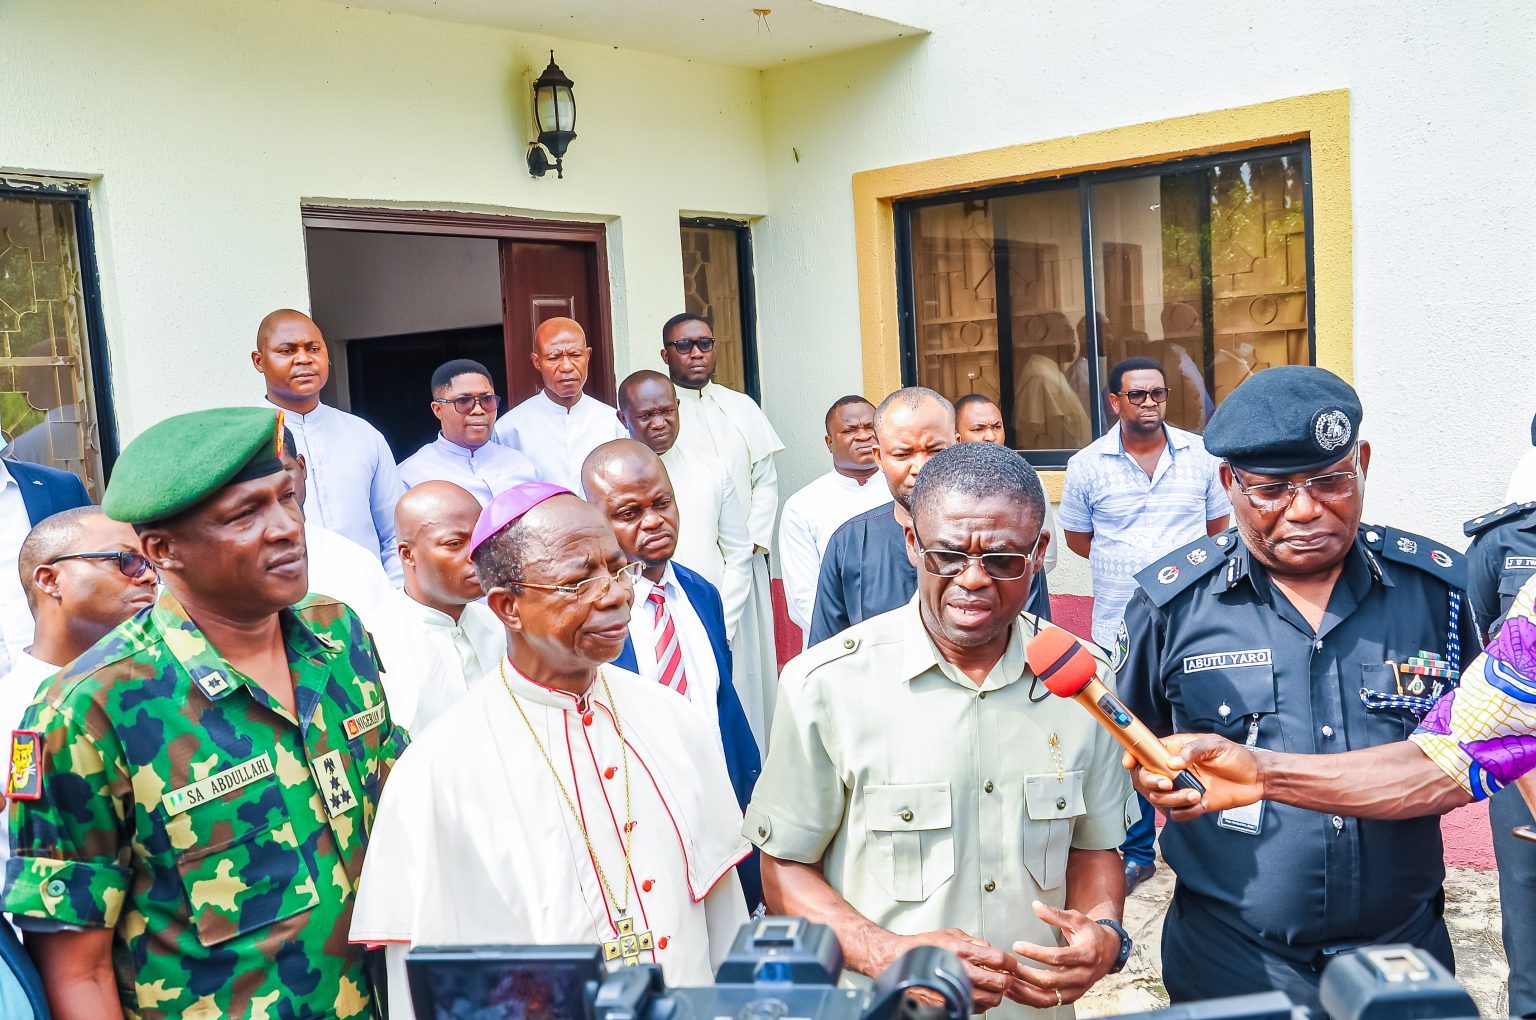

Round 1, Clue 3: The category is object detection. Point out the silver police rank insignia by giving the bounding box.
[1431,549,1453,569]
[1157,565,1180,584]
[1110,621,1130,672]
[1187,549,1208,565]
[1397,536,1418,555]
[1313,408,1352,451]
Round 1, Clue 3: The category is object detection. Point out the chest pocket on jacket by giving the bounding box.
[1359,663,1423,742]
[1182,661,1277,743]
[1023,770,1085,891]
[175,824,320,946]
[864,783,955,902]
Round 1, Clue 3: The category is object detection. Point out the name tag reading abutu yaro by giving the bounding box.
[162,754,276,816]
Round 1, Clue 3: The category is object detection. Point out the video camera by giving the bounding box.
[405,919,1486,1020]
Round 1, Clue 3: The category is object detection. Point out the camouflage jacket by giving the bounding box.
[5,589,408,1020]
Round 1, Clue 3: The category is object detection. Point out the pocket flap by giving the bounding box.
[1025,770,1085,819]
[177,826,318,947]
[864,783,951,831]
[1184,661,1276,725]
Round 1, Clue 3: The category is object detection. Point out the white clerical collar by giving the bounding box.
[501,657,615,713]
[673,383,708,402]
[399,589,468,631]
[431,433,493,463]
[833,469,880,491]
[538,389,590,416]
[263,395,330,425]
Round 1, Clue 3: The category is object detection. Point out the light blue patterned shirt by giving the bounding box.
[1057,423,1229,648]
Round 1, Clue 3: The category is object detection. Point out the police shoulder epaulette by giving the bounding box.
[1372,525,1467,589]
[1463,501,1536,537]
[1134,530,1231,608]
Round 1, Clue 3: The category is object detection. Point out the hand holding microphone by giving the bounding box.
[1023,627,1206,797]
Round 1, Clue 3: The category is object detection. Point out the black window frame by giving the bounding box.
[680,216,761,404]
[0,176,120,477]
[894,141,1316,468]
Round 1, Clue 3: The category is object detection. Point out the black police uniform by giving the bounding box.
[1464,501,1536,1019]
[1118,524,1475,1010]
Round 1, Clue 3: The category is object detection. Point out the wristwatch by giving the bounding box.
[1095,918,1133,974]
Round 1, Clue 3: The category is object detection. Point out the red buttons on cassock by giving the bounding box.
[642,879,654,892]
[658,936,669,950]
[582,713,594,727]
[604,767,616,779]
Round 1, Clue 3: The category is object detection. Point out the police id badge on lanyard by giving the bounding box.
[1218,714,1265,836]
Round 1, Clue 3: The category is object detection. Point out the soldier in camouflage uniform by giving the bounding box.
[5,406,406,1020]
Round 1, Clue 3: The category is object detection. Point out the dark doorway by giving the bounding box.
[302,208,614,460]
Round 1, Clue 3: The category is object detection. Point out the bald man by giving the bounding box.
[494,317,626,491]
[369,481,505,733]
[252,308,406,580]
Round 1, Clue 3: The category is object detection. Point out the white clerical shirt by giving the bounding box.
[0,461,33,674]
[351,661,750,1018]
[672,383,783,550]
[368,587,505,734]
[658,445,752,638]
[495,390,627,493]
[264,397,406,582]
[778,470,892,634]
[304,521,395,633]
[398,433,541,505]
[630,565,721,735]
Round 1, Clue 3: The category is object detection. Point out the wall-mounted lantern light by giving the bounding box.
[527,52,576,179]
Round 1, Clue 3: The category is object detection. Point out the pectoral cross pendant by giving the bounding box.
[602,916,654,966]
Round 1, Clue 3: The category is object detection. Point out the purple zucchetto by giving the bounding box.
[469,481,573,556]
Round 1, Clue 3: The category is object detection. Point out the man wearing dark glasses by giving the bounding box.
[1115,366,1474,1011]
[398,358,540,505]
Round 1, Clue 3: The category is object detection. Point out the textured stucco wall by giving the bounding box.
[755,2,1536,594]
[1,0,768,442]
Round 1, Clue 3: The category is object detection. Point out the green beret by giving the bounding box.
[103,407,287,524]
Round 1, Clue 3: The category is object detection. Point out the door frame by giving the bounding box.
[300,205,615,397]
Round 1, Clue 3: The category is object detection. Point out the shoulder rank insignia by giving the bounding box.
[1378,526,1466,589]
[8,730,44,801]
[1464,502,1536,537]
[1135,531,1229,607]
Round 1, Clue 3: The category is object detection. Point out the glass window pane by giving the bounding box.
[0,195,106,498]
[680,225,747,393]
[1089,153,1310,434]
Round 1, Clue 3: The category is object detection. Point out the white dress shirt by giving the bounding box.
[778,469,892,633]
[0,461,34,675]
[304,521,395,633]
[397,433,541,505]
[672,383,783,550]
[494,390,627,493]
[368,587,505,734]
[263,397,406,582]
[630,565,722,736]
[658,444,753,638]
[0,651,61,872]
[1507,448,1536,504]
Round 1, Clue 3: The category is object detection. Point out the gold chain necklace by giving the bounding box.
[500,660,636,917]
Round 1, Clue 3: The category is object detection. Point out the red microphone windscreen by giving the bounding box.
[1024,627,1098,698]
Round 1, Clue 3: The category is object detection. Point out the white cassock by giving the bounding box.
[777,470,892,638]
[263,397,406,582]
[659,445,752,639]
[366,587,505,734]
[672,383,783,748]
[351,661,750,1019]
[397,434,541,504]
[494,390,628,493]
[304,521,396,633]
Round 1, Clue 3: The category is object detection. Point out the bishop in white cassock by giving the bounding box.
[351,484,749,1017]
[661,316,784,746]
[778,396,889,637]
[615,373,752,641]
[494,316,627,491]
[368,481,505,733]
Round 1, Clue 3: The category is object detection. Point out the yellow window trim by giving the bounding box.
[850,89,1352,496]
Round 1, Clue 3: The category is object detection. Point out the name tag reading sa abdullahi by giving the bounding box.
[162,754,276,816]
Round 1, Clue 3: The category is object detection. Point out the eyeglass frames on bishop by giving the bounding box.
[663,337,716,354]
[433,394,502,414]
[45,551,154,578]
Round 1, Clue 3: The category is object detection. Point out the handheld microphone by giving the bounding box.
[1024,627,1205,796]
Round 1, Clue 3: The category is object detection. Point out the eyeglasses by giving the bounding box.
[1229,455,1360,512]
[433,394,501,414]
[913,528,1041,581]
[663,337,715,354]
[512,561,644,603]
[46,551,153,578]
[1118,387,1169,405]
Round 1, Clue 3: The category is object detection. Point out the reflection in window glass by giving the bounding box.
[0,195,107,497]
[900,146,1312,462]
[680,224,748,394]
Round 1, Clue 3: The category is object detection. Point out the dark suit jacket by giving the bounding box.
[612,561,764,908]
[808,503,1050,647]
[8,459,91,525]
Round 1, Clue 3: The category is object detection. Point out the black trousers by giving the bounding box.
[1161,889,1453,1014]
[1493,787,1536,1019]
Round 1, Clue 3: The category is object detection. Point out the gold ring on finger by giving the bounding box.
[1055,989,1063,1008]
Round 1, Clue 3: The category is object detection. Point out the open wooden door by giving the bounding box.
[500,235,615,405]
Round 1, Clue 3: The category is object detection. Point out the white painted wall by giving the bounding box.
[1,0,768,441]
[755,1,1536,595]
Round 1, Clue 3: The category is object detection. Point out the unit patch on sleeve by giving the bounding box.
[8,730,43,801]
[1110,621,1130,672]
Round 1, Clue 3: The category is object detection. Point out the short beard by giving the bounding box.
[643,556,670,572]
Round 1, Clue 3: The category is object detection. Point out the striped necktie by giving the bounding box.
[647,588,688,696]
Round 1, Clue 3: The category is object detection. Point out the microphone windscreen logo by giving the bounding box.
[1024,628,1097,698]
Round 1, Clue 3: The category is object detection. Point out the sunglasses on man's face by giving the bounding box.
[1118,387,1169,405]
[433,394,501,414]
[664,338,715,354]
[46,551,153,578]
